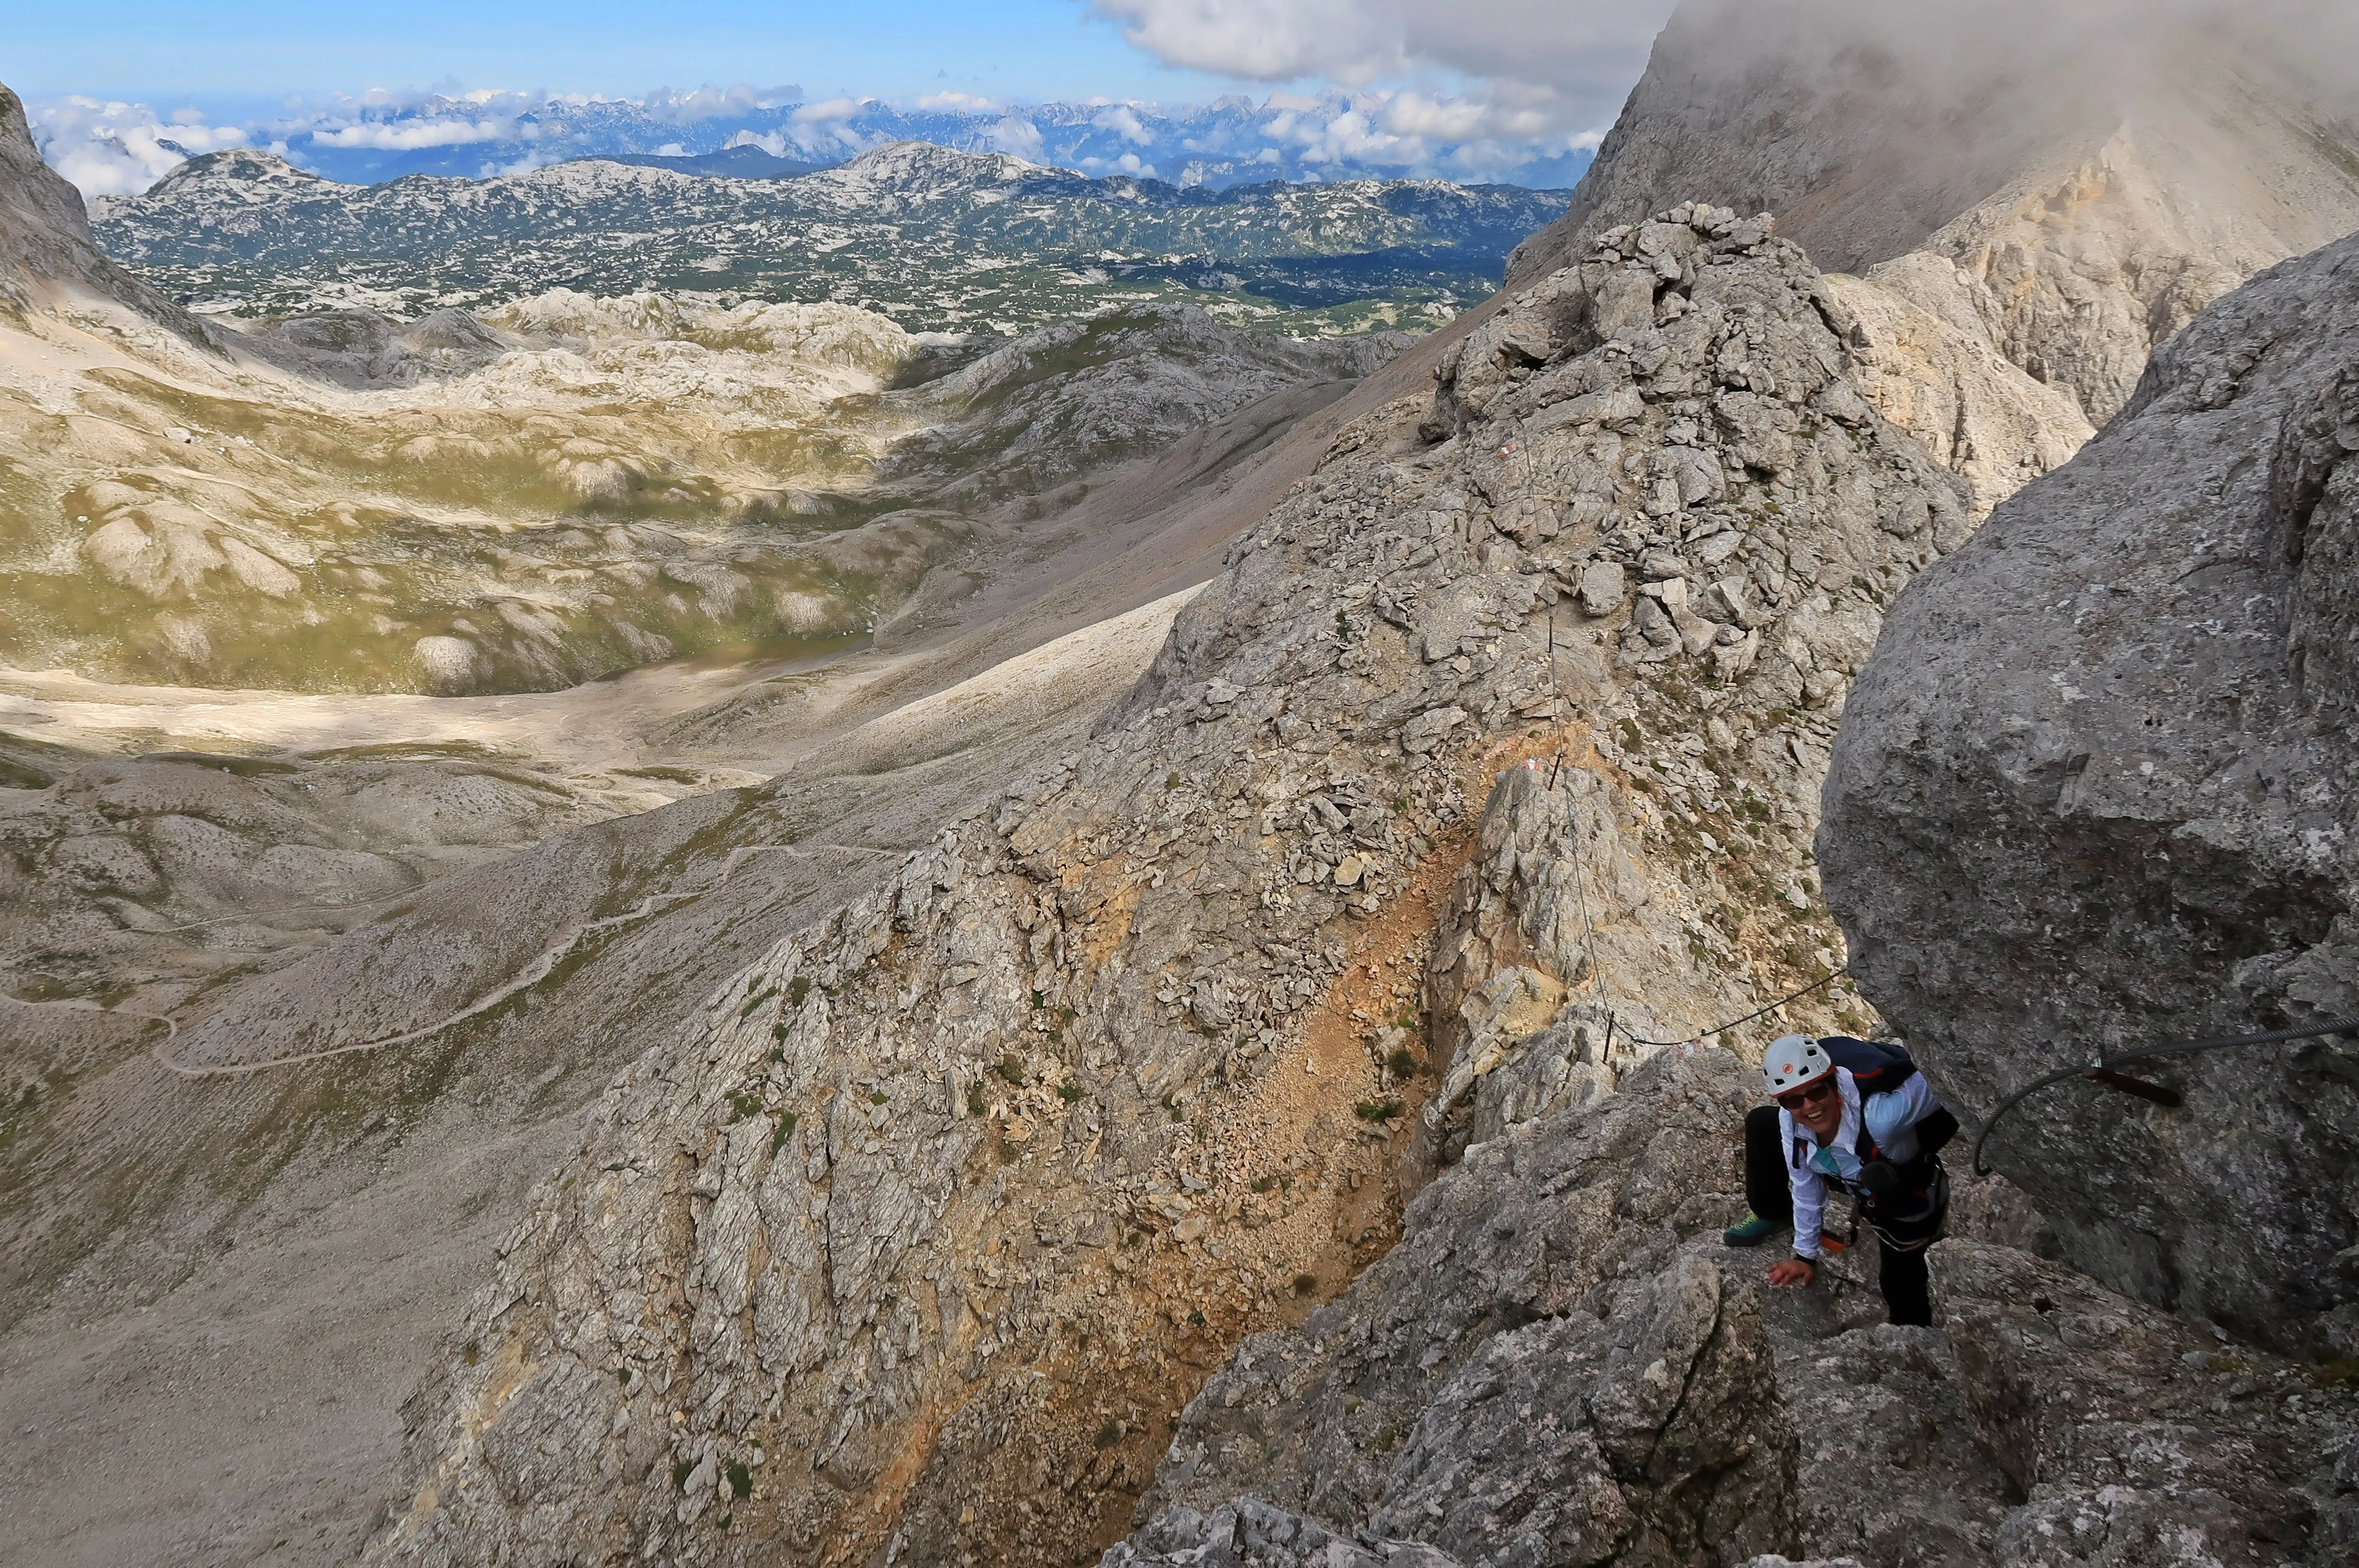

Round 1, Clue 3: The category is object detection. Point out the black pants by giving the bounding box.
[1742,1104,1944,1327]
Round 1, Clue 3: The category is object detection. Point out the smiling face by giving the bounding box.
[1778,1072,1843,1140]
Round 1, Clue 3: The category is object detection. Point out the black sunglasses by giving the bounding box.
[1775,1078,1837,1111]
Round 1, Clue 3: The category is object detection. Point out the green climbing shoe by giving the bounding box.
[1722,1210,1784,1247]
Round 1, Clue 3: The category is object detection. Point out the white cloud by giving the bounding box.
[792,97,866,124]
[1282,105,1418,167]
[29,97,249,199]
[988,116,1046,158]
[640,83,801,121]
[312,117,524,149]
[1091,104,1156,143]
[1379,84,1561,143]
[32,68,1615,200]
[1086,0,1676,136]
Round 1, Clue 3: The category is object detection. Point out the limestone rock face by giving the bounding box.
[1815,268,2093,518]
[1111,1050,2358,1568]
[365,210,1971,1567]
[1770,1322,2009,1568]
[1821,231,2359,1356]
[1934,1240,2359,1566]
[0,84,209,335]
[1105,1500,1465,1568]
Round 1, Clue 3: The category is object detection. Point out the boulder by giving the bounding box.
[1933,1239,2359,1566]
[1821,231,2359,1356]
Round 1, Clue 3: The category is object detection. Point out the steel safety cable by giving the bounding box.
[1970,1012,2359,1175]
[1544,753,1850,1052]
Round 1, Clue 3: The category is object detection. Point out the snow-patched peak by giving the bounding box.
[808,139,1076,199]
[488,158,707,200]
[144,148,343,203]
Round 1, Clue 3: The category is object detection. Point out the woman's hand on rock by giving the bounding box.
[1767,1257,1815,1288]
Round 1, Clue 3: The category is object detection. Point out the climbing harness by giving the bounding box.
[1786,1039,1953,1241]
[1970,1012,2359,1175]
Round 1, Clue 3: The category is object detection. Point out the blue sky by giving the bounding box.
[14,0,1669,197]
[3,0,1227,103]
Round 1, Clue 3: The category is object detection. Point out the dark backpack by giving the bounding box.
[1815,1036,1919,1100]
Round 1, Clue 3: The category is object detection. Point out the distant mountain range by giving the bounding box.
[601,145,834,180]
[267,91,1595,190]
[33,88,1601,199]
[93,141,1574,335]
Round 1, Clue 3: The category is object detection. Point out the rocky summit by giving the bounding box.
[1511,0,2359,520]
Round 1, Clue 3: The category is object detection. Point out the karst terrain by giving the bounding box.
[4,2,2359,1567]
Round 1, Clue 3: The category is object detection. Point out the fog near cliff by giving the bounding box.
[1643,0,2359,109]
[1094,0,2359,143]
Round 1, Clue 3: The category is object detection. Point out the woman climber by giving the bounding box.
[1722,1034,1959,1326]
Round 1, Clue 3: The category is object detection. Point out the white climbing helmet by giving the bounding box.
[1764,1034,1834,1097]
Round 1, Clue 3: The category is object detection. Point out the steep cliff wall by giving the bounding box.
[1822,231,2359,1357]
[0,85,211,338]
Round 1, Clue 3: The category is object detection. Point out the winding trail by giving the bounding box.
[138,889,417,933]
[0,991,178,1042]
[3,841,902,1081]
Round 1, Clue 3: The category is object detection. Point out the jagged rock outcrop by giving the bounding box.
[365,207,1974,1567]
[1108,1050,2359,1566]
[234,305,520,388]
[1133,1047,1795,1568]
[1510,0,2359,510]
[1812,269,2093,517]
[1822,229,2359,1359]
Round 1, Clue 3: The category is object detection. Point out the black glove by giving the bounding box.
[1858,1159,1900,1197]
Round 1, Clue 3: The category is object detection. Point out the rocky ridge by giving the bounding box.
[365,203,1983,1567]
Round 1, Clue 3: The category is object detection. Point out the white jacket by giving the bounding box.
[1782,1066,1941,1259]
